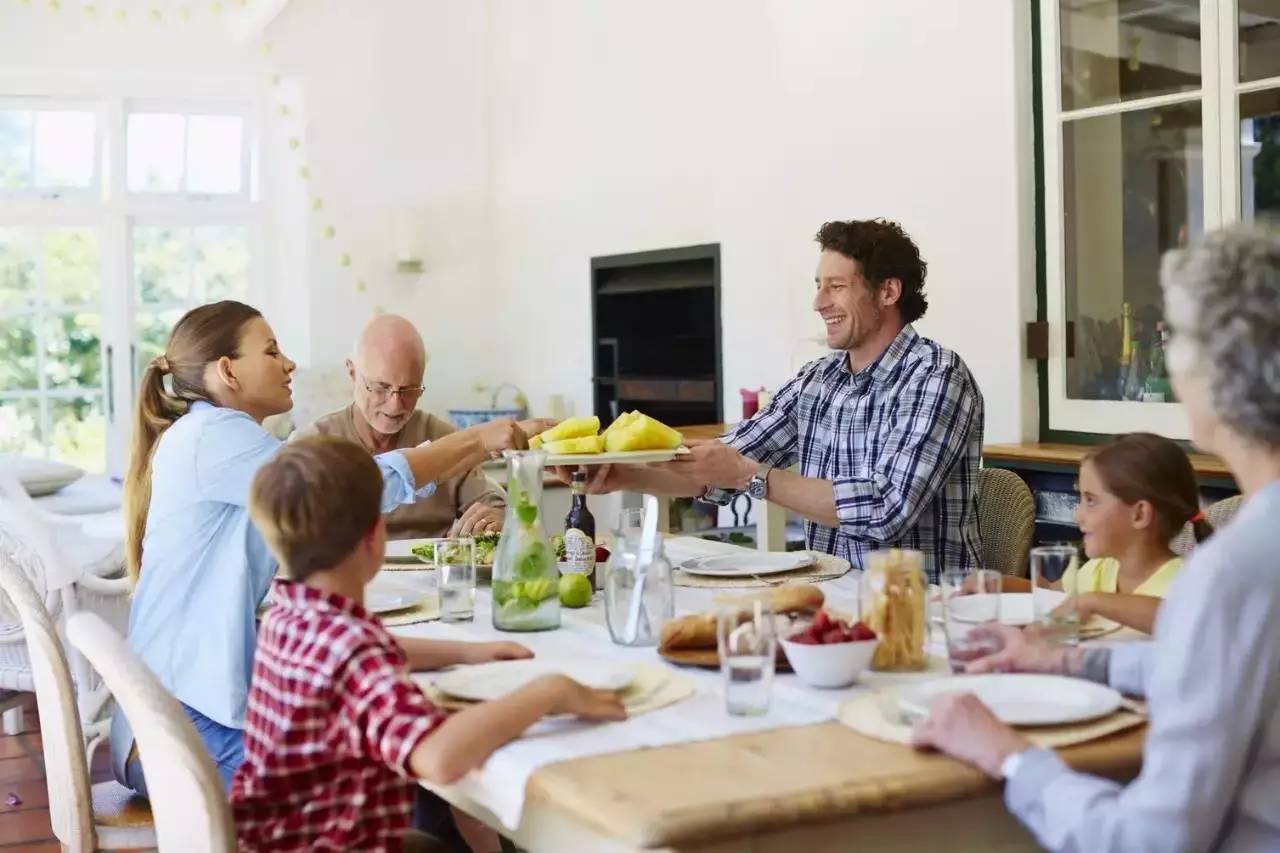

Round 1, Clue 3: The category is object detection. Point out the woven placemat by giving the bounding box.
[378,596,442,627]
[674,551,851,589]
[418,663,694,717]
[838,687,1146,748]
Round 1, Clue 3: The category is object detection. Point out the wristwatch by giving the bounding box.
[747,463,773,500]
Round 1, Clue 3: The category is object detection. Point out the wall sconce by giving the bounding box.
[395,207,425,275]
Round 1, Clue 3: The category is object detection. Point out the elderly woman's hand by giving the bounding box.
[911,692,1032,778]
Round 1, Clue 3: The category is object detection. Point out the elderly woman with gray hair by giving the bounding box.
[912,226,1280,851]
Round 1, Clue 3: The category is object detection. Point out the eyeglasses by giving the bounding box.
[359,374,425,401]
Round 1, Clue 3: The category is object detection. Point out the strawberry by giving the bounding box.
[788,631,817,645]
[849,621,877,642]
[812,610,833,633]
[822,628,846,645]
[595,545,611,563]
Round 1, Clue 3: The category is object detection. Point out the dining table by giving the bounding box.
[387,536,1146,852]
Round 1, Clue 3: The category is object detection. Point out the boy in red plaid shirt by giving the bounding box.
[231,437,625,852]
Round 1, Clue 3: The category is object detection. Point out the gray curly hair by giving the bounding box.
[1161,225,1280,447]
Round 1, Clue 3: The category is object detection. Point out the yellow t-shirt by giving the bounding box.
[1061,556,1183,597]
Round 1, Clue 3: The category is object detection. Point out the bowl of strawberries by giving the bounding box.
[780,609,878,688]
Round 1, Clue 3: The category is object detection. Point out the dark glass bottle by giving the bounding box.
[564,471,597,587]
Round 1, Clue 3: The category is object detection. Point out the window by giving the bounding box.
[1039,1,1280,440]
[0,97,258,473]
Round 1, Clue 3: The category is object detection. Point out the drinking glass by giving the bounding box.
[434,537,476,623]
[940,569,1002,672]
[717,599,776,716]
[1030,545,1080,644]
[603,534,674,646]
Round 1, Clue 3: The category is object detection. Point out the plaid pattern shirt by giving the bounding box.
[710,326,983,581]
[231,580,446,852]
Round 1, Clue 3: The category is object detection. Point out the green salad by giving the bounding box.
[410,531,501,565]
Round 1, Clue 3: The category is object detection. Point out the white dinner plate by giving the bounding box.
[898,674,1122,726]
[948,591,1066,627]
[543,447,689,467]
[678,552,815,577]
[363,578,426,614]
[383,539,434,564]
[434,660,636,702]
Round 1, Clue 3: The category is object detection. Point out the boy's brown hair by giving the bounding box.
[250,436,383,581]
[1083,432,1212,545]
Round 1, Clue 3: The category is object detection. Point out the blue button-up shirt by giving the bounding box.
[118,401,432,732]
[709,326,983,580]
[1005,481,1280,851]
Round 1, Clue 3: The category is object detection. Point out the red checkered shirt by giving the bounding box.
[231,580,447,852]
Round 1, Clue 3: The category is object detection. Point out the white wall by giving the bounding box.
[484,0,1038,442]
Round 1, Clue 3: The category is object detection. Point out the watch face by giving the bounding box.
[748,477,766,500]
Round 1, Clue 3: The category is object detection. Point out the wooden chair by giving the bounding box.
[66,612,236,853]
[1170,494,1244,557]
[0,559,154,851]
[976,468,1035,577]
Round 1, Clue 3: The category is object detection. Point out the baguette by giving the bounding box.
[659,583,825,651]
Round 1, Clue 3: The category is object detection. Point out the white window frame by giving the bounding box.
[1040,0,1280,439]
[0,75,264,475]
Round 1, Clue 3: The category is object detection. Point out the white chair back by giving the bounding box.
[0,559,94,851]
[66,613,236,853]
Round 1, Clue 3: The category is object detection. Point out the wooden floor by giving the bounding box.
[0,694,114,851]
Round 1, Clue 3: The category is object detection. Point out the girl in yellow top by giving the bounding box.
[1002,432,1214,633]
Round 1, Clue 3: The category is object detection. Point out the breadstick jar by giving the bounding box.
[863,549,927,672]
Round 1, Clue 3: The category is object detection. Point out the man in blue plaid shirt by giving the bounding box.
[578,219,983,581]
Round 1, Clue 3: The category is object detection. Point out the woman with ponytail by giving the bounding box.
[112,301,541,796]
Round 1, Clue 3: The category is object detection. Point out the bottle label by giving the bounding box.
[563,528,596,576]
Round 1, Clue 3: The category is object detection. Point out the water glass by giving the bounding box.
[603,534,674,646]
[1030,545,1080,644]
[717,599,776,716]
[940,569,1002,672]
[433,538,476,623]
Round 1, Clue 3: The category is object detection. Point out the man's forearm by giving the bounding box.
[616,464,705,498]
[763,468,839,528]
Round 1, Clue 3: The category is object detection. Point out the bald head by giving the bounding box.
[347,314,427,437]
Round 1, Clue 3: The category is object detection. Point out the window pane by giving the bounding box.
[135,307,187,378]
[0,398,42,456]
[193,226,249,301]
[1059,1,1200,112]
[43,312,101,391]
[1242,88,1280,223]
[1062,101,1202,402]
[127,113,185,192]
[186,114,243,195]
[49,396,105,471]
[133,226,190,303]
[0,316,38,390]
[44,228,99,305]
[0,111,32,189]
[0,228,37,311]
[33,110,95,189]
[1240,4,1280,83]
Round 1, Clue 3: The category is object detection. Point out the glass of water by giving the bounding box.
[940,569,1002,672]
[717,599,776,717]
[1030,545,1080,644]
[434,538,476,623]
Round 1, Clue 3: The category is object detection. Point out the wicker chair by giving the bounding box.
[977,468,1035,578]
[1170,494,1243,557]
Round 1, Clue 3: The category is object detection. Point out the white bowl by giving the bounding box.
[780,636,877,688]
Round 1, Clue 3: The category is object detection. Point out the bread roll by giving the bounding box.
[659,583,825,651]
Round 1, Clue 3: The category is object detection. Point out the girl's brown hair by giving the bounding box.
[1083,432,1213,545]
[123,300,263,582]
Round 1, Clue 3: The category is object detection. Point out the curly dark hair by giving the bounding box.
[814,219,929,323]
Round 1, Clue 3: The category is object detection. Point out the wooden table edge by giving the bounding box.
[523,721,1147,849]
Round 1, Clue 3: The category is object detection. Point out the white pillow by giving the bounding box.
[0,455,85,497]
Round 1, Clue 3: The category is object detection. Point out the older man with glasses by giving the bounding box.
[298,313,510,538]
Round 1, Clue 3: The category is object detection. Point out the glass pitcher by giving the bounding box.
[491,449,560,632]
[603,532,674,646]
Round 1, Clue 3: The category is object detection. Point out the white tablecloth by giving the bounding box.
[387,537,865,829]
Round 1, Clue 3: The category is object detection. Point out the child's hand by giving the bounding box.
[540,674,627,721]
[464,642,534,664]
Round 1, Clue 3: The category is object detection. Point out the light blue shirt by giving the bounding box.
[1005,481,1280,851]
[122,401,432,728]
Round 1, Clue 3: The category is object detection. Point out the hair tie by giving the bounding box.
[1189,510,1206,524]
[152,355,171,374]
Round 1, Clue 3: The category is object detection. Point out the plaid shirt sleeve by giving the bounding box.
[702,367,807,504]
[832,363,978,541]
[339,644,448,779]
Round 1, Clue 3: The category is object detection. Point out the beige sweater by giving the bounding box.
[297,406,506,539]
